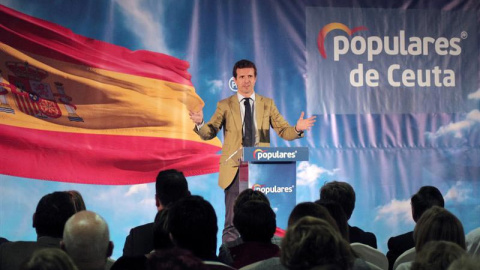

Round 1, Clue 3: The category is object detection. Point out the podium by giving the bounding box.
[240,147,309,230]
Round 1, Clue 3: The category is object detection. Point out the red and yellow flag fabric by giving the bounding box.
[0,4,221,184]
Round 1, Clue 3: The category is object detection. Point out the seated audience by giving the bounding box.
[318,181,377,248]
[222,200,279,268]
[387,186,444,270]
[280,216,357,270]
[123,169,190,256]
[395,206,466,270]
[0,192,76,270]
[167,195,235,269]
[20,248,78,270]
[409,241,466,270]
[62,211,114,270]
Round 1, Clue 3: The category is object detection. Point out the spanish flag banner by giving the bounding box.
[0,4,221,184]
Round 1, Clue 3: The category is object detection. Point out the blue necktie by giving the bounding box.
[243,98,254,147]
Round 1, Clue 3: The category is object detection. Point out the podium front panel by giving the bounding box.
[248,161,296,230]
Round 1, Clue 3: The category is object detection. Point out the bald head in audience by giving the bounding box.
[61,211,113,270]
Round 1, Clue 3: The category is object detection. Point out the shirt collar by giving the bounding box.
[237,92,256,103]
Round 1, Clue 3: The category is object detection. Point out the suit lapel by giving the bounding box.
[228,95,243,132]
[255,94,265,129]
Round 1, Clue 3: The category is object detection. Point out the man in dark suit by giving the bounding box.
[122,169,190,256]
[0,192,76,270]
[190,59,316,243]
[318,181,377,248]
[386,186,444,270]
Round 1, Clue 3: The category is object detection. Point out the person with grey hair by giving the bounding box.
[61,211,114,270]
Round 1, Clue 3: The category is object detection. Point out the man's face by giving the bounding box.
[234,67,256,97]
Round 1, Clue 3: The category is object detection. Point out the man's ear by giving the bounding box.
[60,240,66,251]
[106,241,114,257]
[155,194,160,208]
[32,213,36,228]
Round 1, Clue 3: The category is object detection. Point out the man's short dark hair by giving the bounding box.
[155,169,190,207]
[319,181,356,220]
[233,188,270,215]
[411,186,444,222]
[233,201,276,243]
[33,192,76,238]
[232,59,257,78]
[167,196,218,260]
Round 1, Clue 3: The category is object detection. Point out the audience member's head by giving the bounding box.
[167,195,218,260]
[315,200,350,241]
[146,248,207,270]
[233,200,276,243]
[447,255,480,270]
[281,217,354,270]
[411,241,466,270]
[233,188,270,214]
[319,181,355,220]
[414,206,465,252]
[152,208,173,250]
[65,190,87,212]
[411,186,444,222]
[33,192,77,238]
[155,169,191,211]
[288,202,338,232]
[62,211,113,270]
[20,248,78,270]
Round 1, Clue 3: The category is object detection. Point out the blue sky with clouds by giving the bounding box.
[1,0,479,259]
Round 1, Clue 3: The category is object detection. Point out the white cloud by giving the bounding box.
[425,87,480,140]
[206,79,223,94]
[444,181,472,203]
[114,0,169,53]
[125,184,149,196]
[466,109,480,122]
[374,199,413,227]
[296,161,339,186]
[426,111,479,139]
[468,88,480,100]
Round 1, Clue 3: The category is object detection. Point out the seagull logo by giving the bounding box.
[252,184,265,191]
[253,149,264,159]
[317,22,368,59]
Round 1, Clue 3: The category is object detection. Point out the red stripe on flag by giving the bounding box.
[0,4,193,86]
[0,124,220,185]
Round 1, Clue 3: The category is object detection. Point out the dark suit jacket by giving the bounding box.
[195,94,302,189]
[123,222,154,257]
[0,236,62,270]
[349,225,377,249]
[386,231,414,270]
